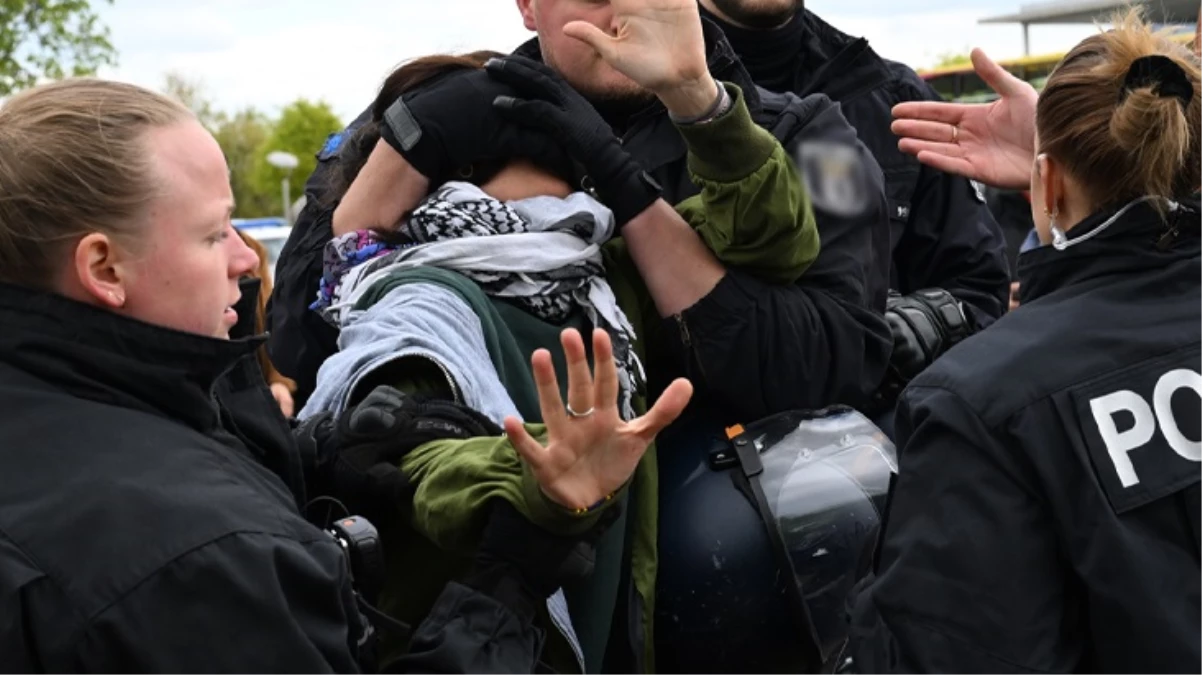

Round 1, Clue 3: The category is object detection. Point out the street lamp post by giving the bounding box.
[266,151,299,224]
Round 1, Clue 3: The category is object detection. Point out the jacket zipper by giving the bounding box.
[429,357,462,404]
[673,313,709,383]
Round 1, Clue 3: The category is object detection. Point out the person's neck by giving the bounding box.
[698,3,805,93]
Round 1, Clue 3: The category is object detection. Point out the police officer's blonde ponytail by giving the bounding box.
[0,79,192,288]
[1036,9,1201,212]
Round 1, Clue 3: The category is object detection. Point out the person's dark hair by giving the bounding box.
[1036,9,1201,214]
[325,50,506,206]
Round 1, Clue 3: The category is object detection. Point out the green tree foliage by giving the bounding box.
[162,73,275,218]
[933,50,972,69]
[162,71,224,130]
[251,99,343,216]
[215,109,276,218]
[160,74,343,218]
[0,0,117,96]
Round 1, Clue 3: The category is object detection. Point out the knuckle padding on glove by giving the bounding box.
[330,386,503,521]
[885,288,970,377]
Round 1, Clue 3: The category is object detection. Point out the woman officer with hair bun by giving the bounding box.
[851,11,1200,673]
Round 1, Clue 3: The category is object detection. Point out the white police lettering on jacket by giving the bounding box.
[1073,346,1201,513]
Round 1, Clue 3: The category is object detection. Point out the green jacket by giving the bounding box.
[368,82,818,672]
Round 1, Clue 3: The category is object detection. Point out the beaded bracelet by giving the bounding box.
[572,491,616,515]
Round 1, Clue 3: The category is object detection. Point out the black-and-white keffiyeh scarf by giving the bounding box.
[404,186,603,324]
[325,182,645,420]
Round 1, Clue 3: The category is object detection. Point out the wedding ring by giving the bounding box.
[951,124,960,143]
[566,404,595,418]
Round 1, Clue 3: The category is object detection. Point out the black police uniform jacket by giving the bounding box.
[0,283,549,674]
[268,18,894,423]
[848,198,1201,672]
[0,283,365,672]
[701,7,1010,332]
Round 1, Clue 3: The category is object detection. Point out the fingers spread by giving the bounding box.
[561,328,594,417]
[914,150,980,183]
[897,136,961,159]
[563,21,617,61]
[591,328,619,413]
[484,56,561,100]
[505,416,548,467]
[530,348,567,427]
[970,48,1016,96]
[892,118,962,145]
[891,101,967,126]
[631,378,693,441]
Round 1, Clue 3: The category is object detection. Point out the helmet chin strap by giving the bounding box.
[1051,195,1180,251]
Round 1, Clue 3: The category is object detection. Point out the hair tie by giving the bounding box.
[1121,55,1194,108]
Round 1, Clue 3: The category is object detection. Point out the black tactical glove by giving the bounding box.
[885,288,971,381]
[484,55,662,229]
[464,498,622,622]
[308,385,503,525]
[377,67,573,186]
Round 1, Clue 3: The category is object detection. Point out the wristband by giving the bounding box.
[670,84,732,126]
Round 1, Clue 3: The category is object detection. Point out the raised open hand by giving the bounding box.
[562,0,709,95]
[505,328,693,511]
[891,48,1039,190]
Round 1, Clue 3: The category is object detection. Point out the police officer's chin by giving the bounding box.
[705,0,802,30]
[574,75,655,121]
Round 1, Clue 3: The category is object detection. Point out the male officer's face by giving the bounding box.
[515,0,648,102]
[700,0,802,29]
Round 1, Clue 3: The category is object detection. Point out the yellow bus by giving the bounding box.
[920,30,1196,102]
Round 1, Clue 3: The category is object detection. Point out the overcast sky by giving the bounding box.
[94,0,1107,123]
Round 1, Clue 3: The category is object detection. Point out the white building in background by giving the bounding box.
[982,0,1200,54]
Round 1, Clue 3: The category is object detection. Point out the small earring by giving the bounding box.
[1048,210,1070,250]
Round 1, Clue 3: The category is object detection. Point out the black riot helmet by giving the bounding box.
[655,405,896,673]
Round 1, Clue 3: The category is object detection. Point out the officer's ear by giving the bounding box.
[516,0,537,31]
[1035,153,1064,216]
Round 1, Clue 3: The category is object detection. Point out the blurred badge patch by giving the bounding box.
[970,179,987,203]
[796,141,872,218]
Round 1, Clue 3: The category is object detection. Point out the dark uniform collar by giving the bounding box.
[1017,197,1201,304]
[0,281,263,433]
[513,15,763,125]
[698,5,805,93]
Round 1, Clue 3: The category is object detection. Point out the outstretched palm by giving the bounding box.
[561,0,709,94]
[505,328,693,510]
[890,48,1039,190]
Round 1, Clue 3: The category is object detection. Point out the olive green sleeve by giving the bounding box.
[399,426,616,554]
[672,82,820,285]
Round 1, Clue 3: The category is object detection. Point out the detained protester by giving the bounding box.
[268,2,894,667]
[696,0,1010,409]
[0,78,628,674]
[270,0,893,424]
[302,17,820,669]
[851,13,1201,672]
